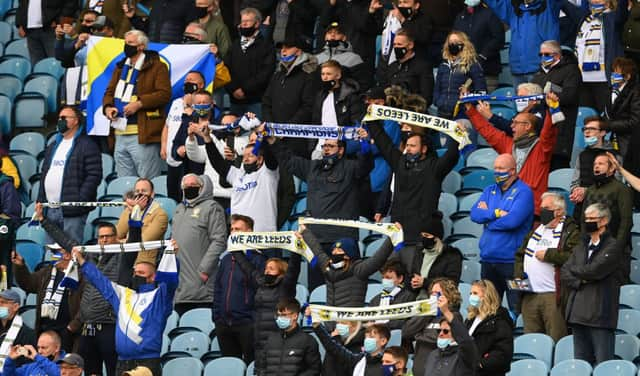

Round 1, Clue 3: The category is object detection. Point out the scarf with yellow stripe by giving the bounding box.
[524,218,565,258]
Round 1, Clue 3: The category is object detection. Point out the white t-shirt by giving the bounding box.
[226,164,279,231]
[165,98,185,168]
[44,138,74,203]
[27,0,43,28]
[468,316,483,336]
[523,226,557,293]
[312,92,339,160]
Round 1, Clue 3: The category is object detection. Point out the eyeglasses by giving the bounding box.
[538,52,554,57]
[438,329,450,335]
[584,216,602,221]
[582,127,600,132]
[511,120,530,126]
[97,234,116,239]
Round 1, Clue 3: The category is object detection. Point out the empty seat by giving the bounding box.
[548,168,574,191]
[0,21,11,45]
[617,309,640,336]
[460,260,481,284]
[553,335,574,366]
[442,170,462,195]
[162,357,204,376]
[550,359,592,376]
[15,242,44,272]
[151,175,168,196]
[170,331,210,358]
[10,132,45,157]
[179,308,215,336]
[203,357,246,376]
[615,334,640,361]
[513,333,555,369]
[506,359,548,376]
[592,359,636,376]
[452,217,484,239]
[0,56,31,81]
[0,73,22,100]
[451,238,480,261]
[0,95,11,135]
[452,192,483,219]
[24,75,58,113]
[309,284,327,304]
[464,148,497,171]
[620,285,640,310]
[12,153,37,186]
[15,224,47,245]
[154,197,177,221]
[439,192,458,219]
[296,284,309,304]
[13,92,46,128]
[458,170,494,194]
[106,176,138,197]
[5,39,28,59]
[32,57,65,80]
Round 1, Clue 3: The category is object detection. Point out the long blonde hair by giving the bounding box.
[441,30,478,74]
[466,279,500,320]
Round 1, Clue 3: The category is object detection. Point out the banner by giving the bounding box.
[309,297,438,322]
[362,105,472,151]
[453,93,546,117]
[86,36,217,136]
[298,218,404,251]
[76,239,173,254]
[227,231,317,266]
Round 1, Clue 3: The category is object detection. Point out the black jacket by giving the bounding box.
[303,230,394,307]
[261,325,322,376]
[313,324,384,376]
[129,0,198,43]
[603,78,640,159]
[38,129,103,217]
[225,33,276,105]
[424,316,479,376]
[369,122,459,243]
[311,79,364,126]
[269,140,373,243]
[531,51,582,160]
[453,5,505,76]
[376,55,435,106]
[464,307,514,376]
[367,8,434,63]
[561,232,622,329]
[391,243,462,294]
[322,327,365,376]
[16,0,76,29]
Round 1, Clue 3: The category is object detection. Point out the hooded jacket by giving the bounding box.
[464,306,514,376]
[314,42,370,90]
[311,78,364,126]
[172,175,227,304]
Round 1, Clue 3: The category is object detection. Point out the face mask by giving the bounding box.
[192,103,211,118]
[327,40,340,48]
[322,153,339,170]
[394,47,408,60]
[590,2,605,14]
[539,208,555,226]
[264,273,278,284]
[330,253,345,264]
[447,43,464,56]
[541,54,555,68]
[593,172,611,185]
[584,135,599,147]
[321,80,337,91]
[494,171,510,186]
[183,82,198,95]
[195,6,209,18]
[183,186,200,200]
[515,100,529,113]
[56,118,69,134]
[124,44,138,58]
[47,355,56,361]
[422,236,436,250]
[464,0,481,6]
[182,35,202,44]
[437,337,452,349]
[397,6,413,18]
[281,54,296,63]
[404,152,420,169]
[336,323,350,337]
[381,278,395,291]
[585,220,599,233]
[131,275,148,290]
[275,316,291,330]
[363,337,378,353]
[79,25,92,34]
[611,72,625,89]
[469,294,481,307]
[382,364,396,376]
[0,307,9,319]
[238,26,256,37]
[244,161,259,174]
[331,261,345,269]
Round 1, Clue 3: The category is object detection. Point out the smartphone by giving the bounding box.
[543,81,563,94]
[462,78,473,91]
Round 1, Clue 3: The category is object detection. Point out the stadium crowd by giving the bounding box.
[1,0,640,374]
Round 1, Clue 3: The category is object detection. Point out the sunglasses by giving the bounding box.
[438,329,450,335]
[538,53,554,57]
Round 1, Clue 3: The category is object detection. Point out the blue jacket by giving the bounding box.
[38,128,102,217]
[434,60,487,116]
[486,0,561,74]
[212,250,266,325]
[470,179,534,263]
[79,261,178,360]
[3,353,65,376]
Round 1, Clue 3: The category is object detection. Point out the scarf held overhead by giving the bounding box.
[309,297,437,322]
[453,93,546,117]
[298,217,404,251]
[227,231,317,266]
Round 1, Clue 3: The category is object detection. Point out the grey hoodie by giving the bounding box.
[172,175,227,304]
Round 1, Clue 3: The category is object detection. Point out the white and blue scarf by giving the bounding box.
[113,54,145,116]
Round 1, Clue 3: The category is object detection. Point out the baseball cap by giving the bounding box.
[123,366,153,376]
[57,353,84,368]
[325,22,345,34]
[0,290,21,304]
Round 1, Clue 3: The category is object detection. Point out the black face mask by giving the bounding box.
[322,153,339,170]
[321,80,337,91]
[238,26,256,37]
[131,275,149,290]
[79,25,92,34]
[394,47,408,60]
[404,152,420,169]
[585,221,599,233]
[448,43,464,55]
[244,161,259,173]
[47,355,56,361]
[540,208,555,226]
[330,253,345,263]
[397,6,413,18]
[264,273,278,284]
[124,44,138,58]
[326,40,340,48]
[195,6,209,18]
[422,236,436,249]
[183,186,200,200]
[182,35,202,44]
[57,118,69,134]
[184,82,198,95]
[593,172,611,186]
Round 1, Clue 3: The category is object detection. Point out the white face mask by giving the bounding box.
[331,261,345,269]
[464,0,481,6]
[515,100,529,113]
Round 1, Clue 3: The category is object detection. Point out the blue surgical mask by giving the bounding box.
[494,171,510,186]
[336,323,350,337]
[469,294,481,307]
[540,54,554,68]
[281,54,296,63]
[437,338,452,349]
[464,0,481,6]
[611,72,625,89]
[590,2,605,14]
[192,103,211,117]
[363,337,378,353]
[584,135,599,147]
[381,278,395,292]
[275,316,291,330]
[0,307,8,319]
[382,364,396,376]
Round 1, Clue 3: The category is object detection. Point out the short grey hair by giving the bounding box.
[186,22,208,40]
[181,173,204,189]
[540,40,561,55]
[584,203,611,223]
[517,82,543,95]
[240,7,262,24]
[124,29,149,48]
[541,191,566,214]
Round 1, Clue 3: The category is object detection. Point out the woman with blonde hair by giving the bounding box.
[433,30,487,119]
[464,279,513,376]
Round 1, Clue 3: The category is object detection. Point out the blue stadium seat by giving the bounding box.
[10,132,45,158]
[620,285,640,310]
[170,331,210,358]
[633,235,640,260]
[439,192,458,219]
[162,334,170,355]
[246,361,254,376]
[0,21,11,44]
[451,238,480,261]
[309,284,327,304]
[25,293,36,306]
[16,224,47,245]
[0,95,11,135]
[460,260,481,284]
[458,170,494,195]
[451,217,484,239]
[98,206,123,222]
[493,107,517,122]
[290,197,307,218]
[592,360,636,376]
[548,168,574,191]
[15,242,44,272]
[155,197,177,221]
[12,153,37,186]
[106,176,138,197]
[616,334,640,362]
[204,357,246,376]
[364,237,386,257]
[0,73,22,101]
[32,57,65,80]
[297,260,307,287]
[550,359,592,376]
[389,329,401,347]
[23,202,35,221]
[162,357,204,376]
[452,192,482,219]
[617,309,640,336]
[490,87,516,109]
[0,56,31,80]
[506,359,548,376]
[3,8,16,25]
[179,308,215,336]
[631,260,640,284]
[365,283,382,303]
[296,284,309,304]
[633,213,640,234]
[5,39,28,59]
[164,310,179,337]
[13,92,46,128]
[21,307,35,329]
[442,170,462,195]
[464,148,498,172]
[513,333,555,369]
[24,75,58,113]
[151,175,167,197]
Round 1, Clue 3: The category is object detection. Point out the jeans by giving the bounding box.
[46,207,87,244]
[26,27,55,65]
[481,262,519,312]
[571,323,615,366]
[215,322,255,364]
[78,323,118,376]
[114,135,163,179]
